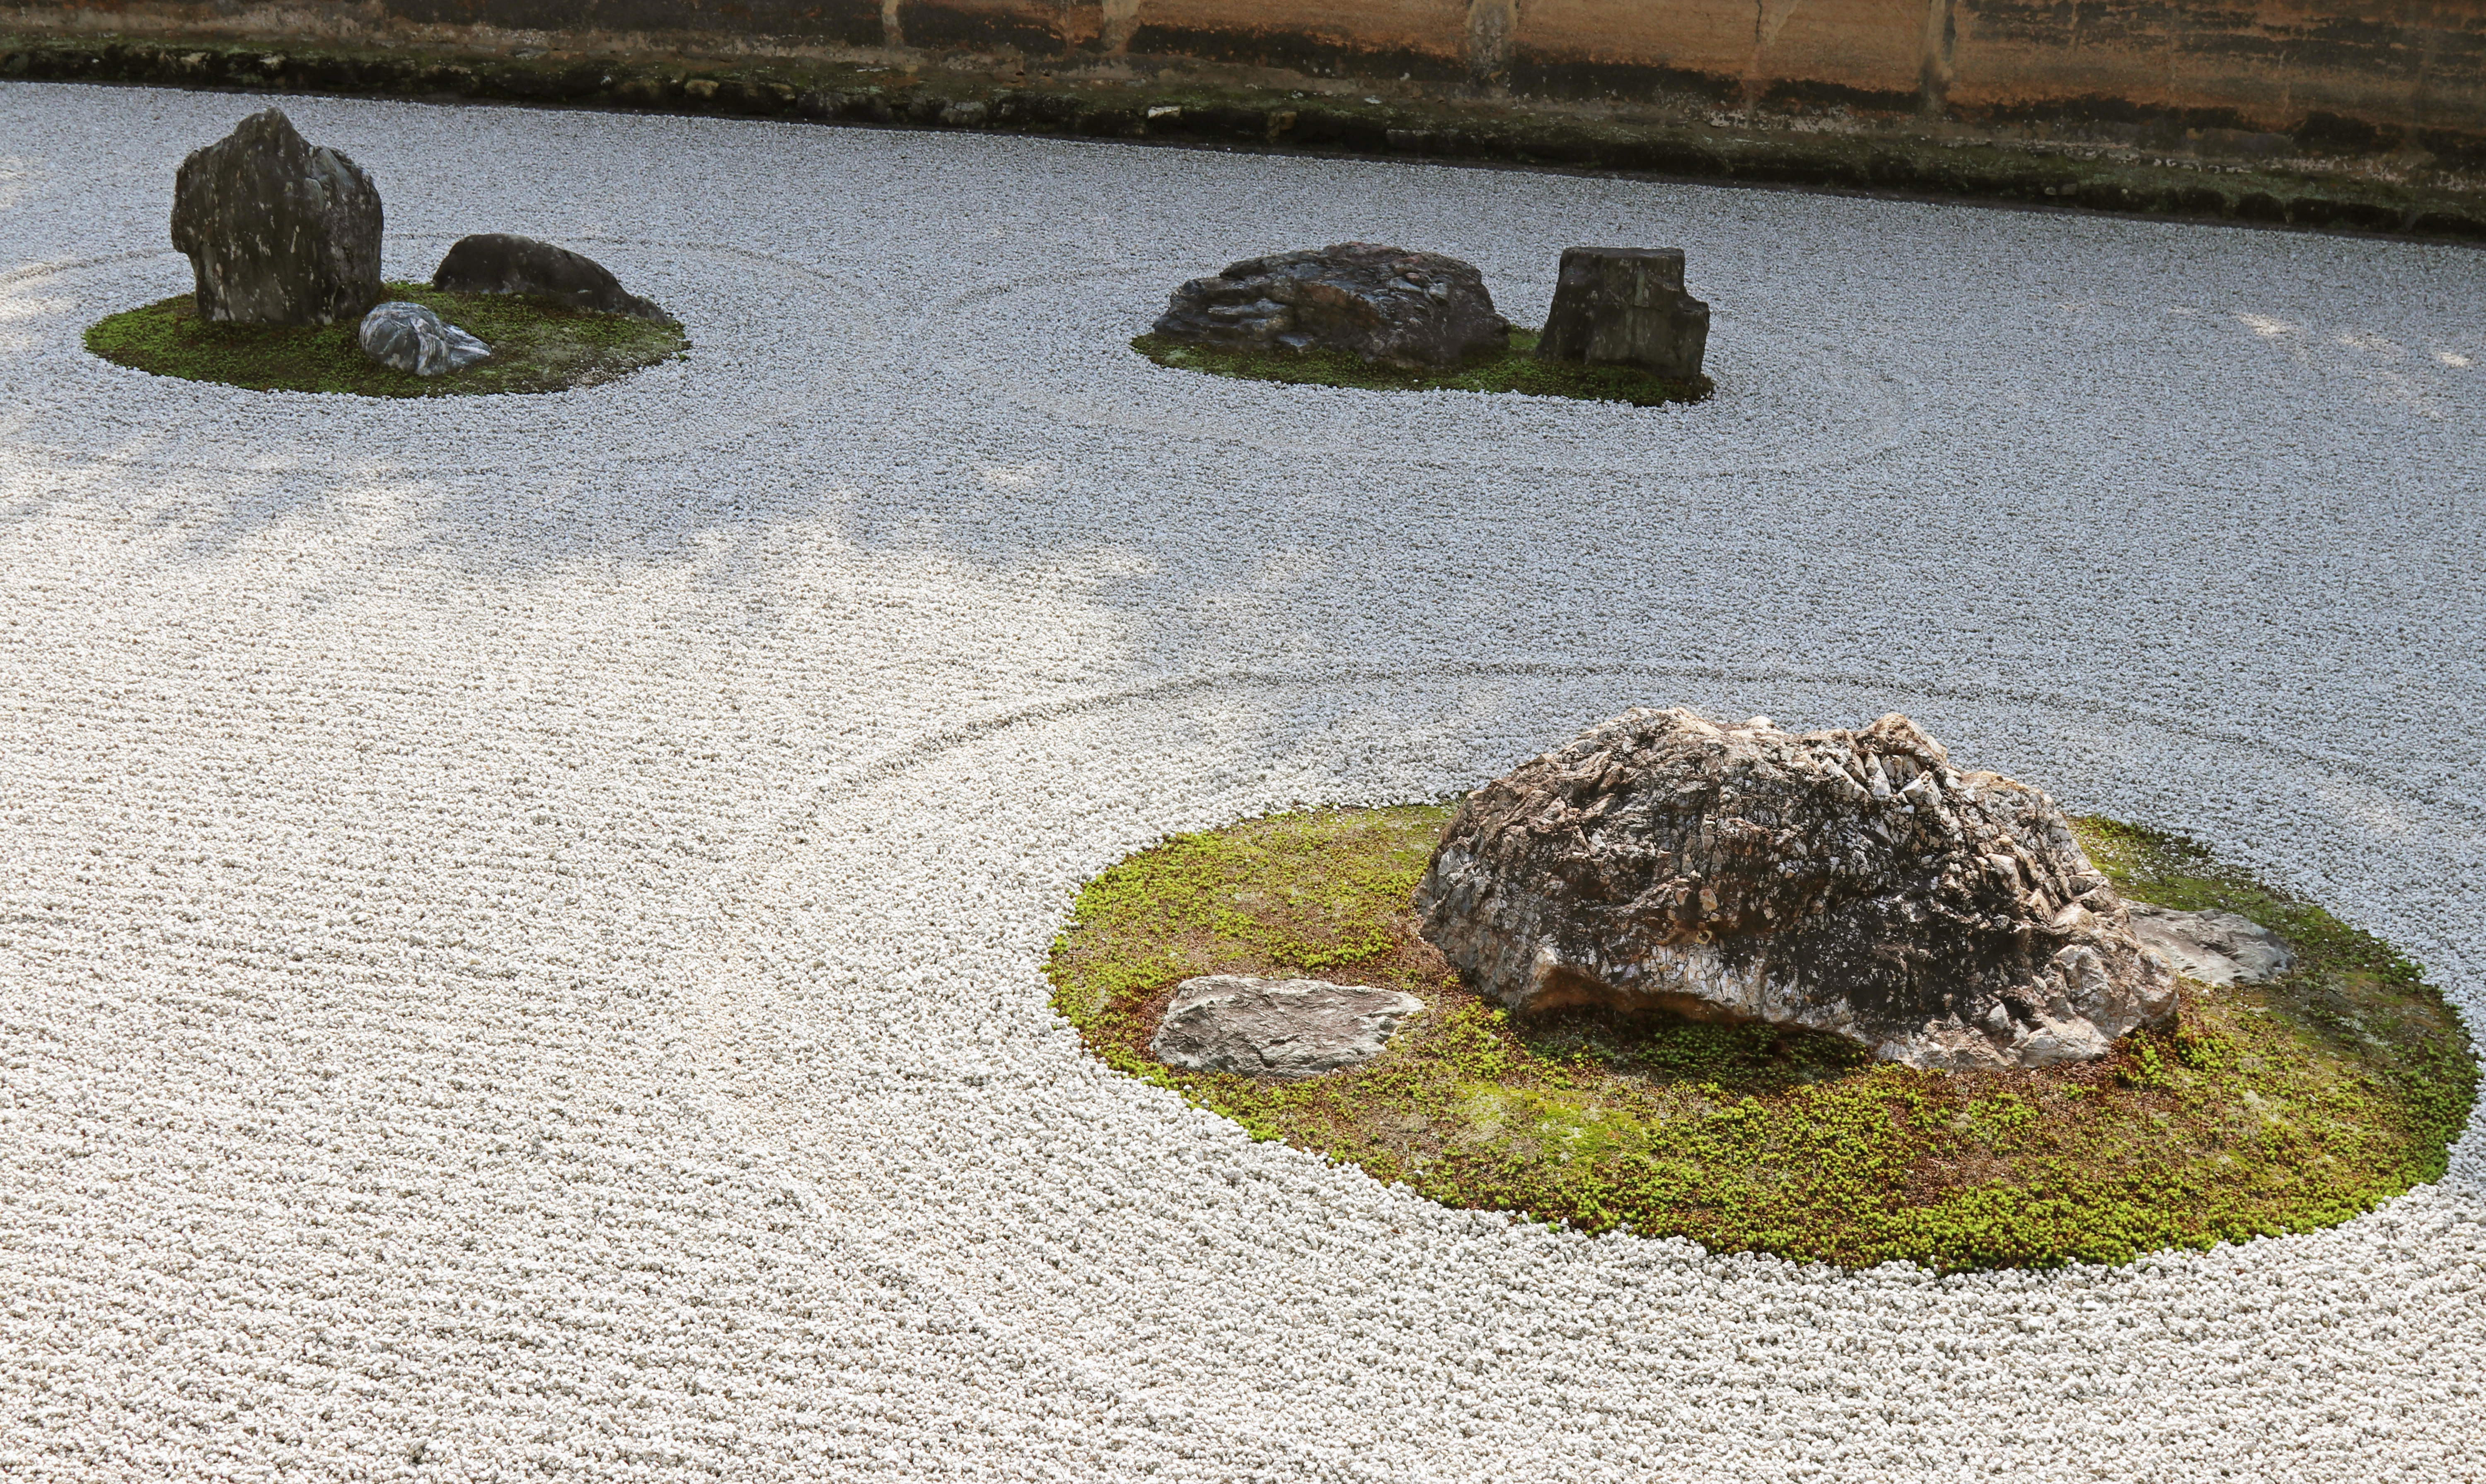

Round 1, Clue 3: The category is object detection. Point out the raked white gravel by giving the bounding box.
[3,82,2484,1482]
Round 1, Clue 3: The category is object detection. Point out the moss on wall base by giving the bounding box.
[1045,805,2476,1271]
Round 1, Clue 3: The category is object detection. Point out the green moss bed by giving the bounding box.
[85,283,687,396]
[1047,806,2476,1271]
[1130,328,1713,406]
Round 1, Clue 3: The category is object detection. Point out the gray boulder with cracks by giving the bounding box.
[1150,242,1507,369]
[1413,709,2178,1069]
[358,302,491,378]
[1150,975,1425,1079]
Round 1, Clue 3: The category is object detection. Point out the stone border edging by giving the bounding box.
[7,35,2485,245]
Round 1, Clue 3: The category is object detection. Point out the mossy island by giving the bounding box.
[1048,800,2473,1273]
[1141,242,1715,408]
[87,283,688,398]
[1132,326,1712,407]
[114,109,687,397]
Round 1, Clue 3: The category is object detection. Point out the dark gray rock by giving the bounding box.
[169,108,383,326]
[431,233,676,324]
[1151,242,1507,369]
[357,302,491,378]
[1535,247,1710,380]
[1150,975,1425,1079]
[2128,904,2294,986]
[1413,710,2177,1069]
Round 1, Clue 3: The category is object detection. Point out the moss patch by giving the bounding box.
[85,283,687,397]
[1046,806,2475,1271]
[1131,329,1713,406]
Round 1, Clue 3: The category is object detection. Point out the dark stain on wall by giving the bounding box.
[901,1,1068,53]
[1122,22,1471,83]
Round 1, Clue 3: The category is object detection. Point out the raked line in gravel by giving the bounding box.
[2,82,2483,1481]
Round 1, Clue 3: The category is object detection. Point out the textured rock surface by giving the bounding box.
[1536,247,1710,380]
[1415,709,2178,1068]
[168,108,382,326]
[1150,975,1424,1079]
[2131,904,2296,986]
[357,301,491,377]
[432,233,677,323]
[1150,242,1507,368]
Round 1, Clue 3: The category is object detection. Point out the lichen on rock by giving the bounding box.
[169,108,383,326]
[1413,709,2178,1068]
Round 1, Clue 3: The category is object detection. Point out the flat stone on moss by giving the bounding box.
[1150,974,1424,1079]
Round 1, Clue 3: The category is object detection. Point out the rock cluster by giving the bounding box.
[1150,243,1507,369]
[1536,246,1710,380]
[1414,709,2178,1069]
[432,233,677,324]
[1150,975,1424,1079]
[169,108,382,326]
[358,302,492,378]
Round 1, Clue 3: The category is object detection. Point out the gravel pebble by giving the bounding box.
[2,82,2483,1482]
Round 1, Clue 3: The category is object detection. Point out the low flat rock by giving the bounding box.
[1150,242,1505,369]
[1150,975,1424,1080]
[432,233,676,323]
[358,302,490,377]
[2128,904,2294,985]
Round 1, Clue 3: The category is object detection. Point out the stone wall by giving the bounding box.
[14,0,2486,135]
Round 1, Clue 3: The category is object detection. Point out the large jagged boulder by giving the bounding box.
[169,108,383,326]
[1150,242,1507,369]
[1413,709,2178,1069]
[431,234,677,324]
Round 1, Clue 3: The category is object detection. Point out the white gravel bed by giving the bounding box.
[2,82,2484,1481]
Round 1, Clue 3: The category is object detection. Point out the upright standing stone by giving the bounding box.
[1535,247,1709,380]
[169,108,383,326]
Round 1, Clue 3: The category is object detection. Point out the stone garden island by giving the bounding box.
[1047,708,2474,1271]
[1136,241,1715,406]
[85,109,686,397]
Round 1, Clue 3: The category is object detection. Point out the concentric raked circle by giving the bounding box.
[5,83,2484,1482]
[932,262,1926,476]
[0,236,874,476]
